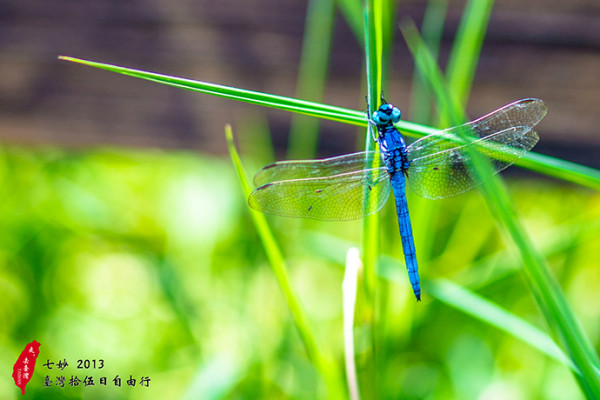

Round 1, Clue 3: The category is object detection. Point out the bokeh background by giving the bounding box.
[1,0,599,399]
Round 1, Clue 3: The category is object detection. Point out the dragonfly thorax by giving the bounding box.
[370,102,409,173]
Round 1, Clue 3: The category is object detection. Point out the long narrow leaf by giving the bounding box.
[445,0,494,107]
[225,124,344,399]
[308,231,600,379]
[410,0,449,124]
[427,278,577,372]
[59,56,364,127]
[287,0,335,159]
[343,247,362,400]
[397,25,600,189]
[59,56,600,190]
[336,0,364,43]
[401,22,600,399]
[360,2,384,398]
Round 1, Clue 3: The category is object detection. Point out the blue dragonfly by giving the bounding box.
[248,98,547,301]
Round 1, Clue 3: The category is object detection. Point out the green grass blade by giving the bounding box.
[287,0,335,159]
[427,278,578,372]
[343,247,362,400]
[362,0,382,295]
[377,255,577,372]
[402,23,600,399]
[336,0,363,43]
[445,0,494,107]
[58,55,366,127]
[379,255,600,381]
[379,0,397,84]
[56,55,426,137]
[307,232,600,380]
[398,24,600,190]
[58,56,600,190]
[519,152,600,190]
[364,2,382,118]
[225,124,344,399]
[401,21,466,127]
[410,0,449,124]
[360,2,383,398]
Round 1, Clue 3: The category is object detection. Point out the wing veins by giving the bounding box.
[249,167,391,221]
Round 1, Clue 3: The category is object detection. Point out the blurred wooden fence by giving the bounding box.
[0,0,599,168]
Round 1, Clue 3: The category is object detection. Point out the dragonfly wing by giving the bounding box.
[471,98,547,134]
[407,126,539,199]
[248,167,391,221]
[407,98,546,160]
[253,151,383,187]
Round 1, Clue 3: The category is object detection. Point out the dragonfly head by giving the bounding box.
[371,103,401,126]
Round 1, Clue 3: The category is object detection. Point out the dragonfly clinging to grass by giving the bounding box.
[248,98,547,301]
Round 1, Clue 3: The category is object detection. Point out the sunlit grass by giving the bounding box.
[401,18,600,398]
[0,141,597,399]
[2,1,597,399]
[226,125,345,398]
[57,55,600,194]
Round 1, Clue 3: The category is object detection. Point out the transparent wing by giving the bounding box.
[248,168,391,221]
[406,98,546,199]
[407,98,546,160]
[253,151,382,187]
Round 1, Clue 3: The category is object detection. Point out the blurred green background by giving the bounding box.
[1,0,599,399]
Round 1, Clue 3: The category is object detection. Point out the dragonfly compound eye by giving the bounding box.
[376,112,390,124]
[378,103,393,113]
[371,111,383,124]
[391,107,401,122]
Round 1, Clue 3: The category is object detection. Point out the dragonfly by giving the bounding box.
[248,98,547,301]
